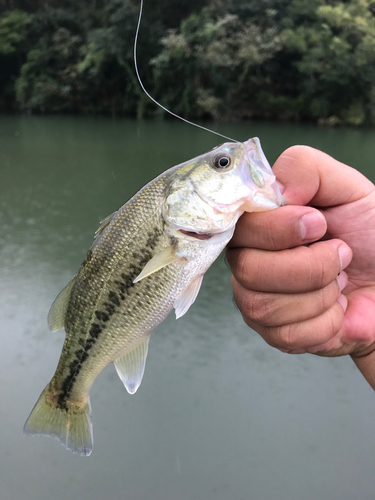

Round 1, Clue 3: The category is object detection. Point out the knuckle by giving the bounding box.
[317,283,337,313]
[263,324,297,350]
[268,228,279,251]
[257,303,344,353]
[277,325,298,349]
[235,249,260,287]
[305,247,337,291]
[237,250,250,283]
[243,292,274,324]
[320,306,342,339]
[307,255,326,290]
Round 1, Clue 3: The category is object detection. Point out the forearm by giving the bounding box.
[351,351,375,391]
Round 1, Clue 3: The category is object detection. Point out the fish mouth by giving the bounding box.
[178,229,213,240]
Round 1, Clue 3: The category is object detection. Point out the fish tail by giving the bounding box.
[23,385,93,456]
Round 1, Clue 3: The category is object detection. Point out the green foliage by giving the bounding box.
[0,0,374,124]
[0,9,31,111]
[279,0,375,124]
[152,7,284,120]
[0,9,30,54]
[15,26,85,113]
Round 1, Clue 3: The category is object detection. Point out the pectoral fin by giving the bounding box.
[47,277,76,332]
[174,275,204,319]
[133,246,178,283]
[114,337,150,394]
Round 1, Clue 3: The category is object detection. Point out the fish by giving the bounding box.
[24,137,284,456]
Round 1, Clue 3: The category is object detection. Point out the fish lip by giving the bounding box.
[241,137,285,211]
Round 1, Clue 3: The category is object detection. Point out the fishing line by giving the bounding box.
[134,0,239,143]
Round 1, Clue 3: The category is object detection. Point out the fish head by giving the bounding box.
[163,137,284,235]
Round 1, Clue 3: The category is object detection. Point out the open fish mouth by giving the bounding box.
[178,229,213,240]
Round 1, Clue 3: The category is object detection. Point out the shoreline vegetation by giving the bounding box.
[1,0,375,126]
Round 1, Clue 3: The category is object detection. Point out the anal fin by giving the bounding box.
[114,337,150,394]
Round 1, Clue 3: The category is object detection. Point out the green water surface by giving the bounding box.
[1,116,374,500]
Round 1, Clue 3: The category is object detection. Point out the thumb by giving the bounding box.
[274,146,374,207]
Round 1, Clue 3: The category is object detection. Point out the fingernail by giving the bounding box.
[337,294,348,312]
[300,212,326,241]
[336,271,348,292]
[338,245,352,270]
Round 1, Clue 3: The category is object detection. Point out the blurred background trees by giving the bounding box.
[0,0,374,124]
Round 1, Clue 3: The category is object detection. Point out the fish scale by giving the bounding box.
[24,138,284,455]
[54,177,178,402]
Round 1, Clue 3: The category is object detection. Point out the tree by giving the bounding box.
[152,6,284,120]
[0,0,374,124]
[0,9,31,110]
[281,0,375,124]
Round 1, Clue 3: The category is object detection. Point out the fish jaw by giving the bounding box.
[239,137,285,212]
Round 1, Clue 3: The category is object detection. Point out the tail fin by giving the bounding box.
[24,385,93,456]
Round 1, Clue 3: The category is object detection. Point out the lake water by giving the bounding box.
[1,116,374,500]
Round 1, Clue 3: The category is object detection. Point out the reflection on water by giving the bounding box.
[1,116,374,500]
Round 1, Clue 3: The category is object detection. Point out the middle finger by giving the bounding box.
[226,239,351,293]
[231,272,348,327]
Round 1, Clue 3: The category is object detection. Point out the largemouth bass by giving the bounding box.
[24,138,284,456]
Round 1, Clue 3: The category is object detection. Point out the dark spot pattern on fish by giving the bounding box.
[57,227,170,409]
[95,310,109,322]
[104,302,116,316]
[57,323,103,409]
[146,228,163,250]
[108,291,120,307]
[85,338,95,349]
[69,359,80,372]
[89,323,102,339]
[119,273,135,290]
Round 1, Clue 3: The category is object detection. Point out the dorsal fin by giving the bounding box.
[94,211,117,239]
[47,277,76,331]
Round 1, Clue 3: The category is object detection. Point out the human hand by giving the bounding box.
[226,146,375,386]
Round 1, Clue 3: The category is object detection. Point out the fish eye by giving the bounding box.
[213,154,232,170]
